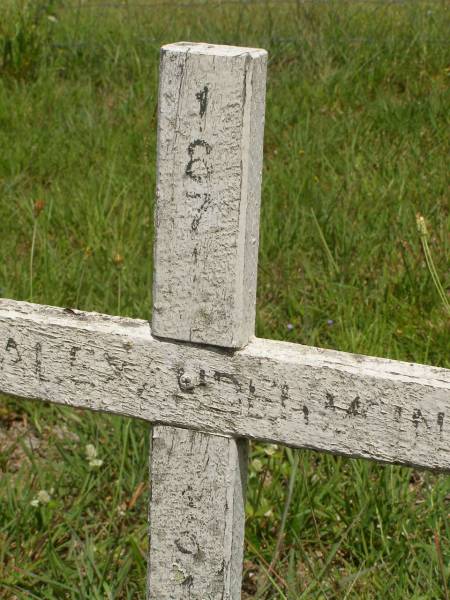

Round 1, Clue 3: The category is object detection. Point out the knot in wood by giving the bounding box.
[178,372,196,391]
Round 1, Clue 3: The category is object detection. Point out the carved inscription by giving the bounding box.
[325,391,335,410]
[189,192,212,232]
[167,366,448,444]
[185,139,212,183]
[195,85,209,118]
[302,405,309,424]
[0,298,448,471]
[175,532,201,557]
[70,346,81,366]
[183,89,215,240]
[6,337,21,363]
[412,408,428,433]
[35,342,45,380]
[437,412,444,436]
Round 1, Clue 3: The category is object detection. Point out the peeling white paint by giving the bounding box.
[152,42,267,348]
[1,299,448,473]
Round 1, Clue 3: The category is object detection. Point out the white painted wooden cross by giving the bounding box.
[1,42,449,598]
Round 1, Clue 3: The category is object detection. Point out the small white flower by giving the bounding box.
[37,490,51,504]
[251,458,263,472]
[86,444,103,468]
[264,444,278,457]
[85,444,98,460]
[31,489,52,506]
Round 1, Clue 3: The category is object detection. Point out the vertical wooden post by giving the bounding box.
[148,42,267,599]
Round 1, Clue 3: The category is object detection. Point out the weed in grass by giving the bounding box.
[416,212,450,315]
[0,1,63,81]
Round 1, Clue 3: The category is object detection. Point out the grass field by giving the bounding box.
[0,0,449,597]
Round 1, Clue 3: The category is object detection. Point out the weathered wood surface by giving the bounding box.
[148,427,247,598]
[1,299,449,472]
[149,42,266,599]
[152,42,267,348]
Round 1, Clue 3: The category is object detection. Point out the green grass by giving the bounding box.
[1,0,449,598]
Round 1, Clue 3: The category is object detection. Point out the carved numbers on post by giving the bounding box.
[152,42,267,348]
[148,42,267,599]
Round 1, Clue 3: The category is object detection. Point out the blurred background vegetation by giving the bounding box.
[0,0,449,598]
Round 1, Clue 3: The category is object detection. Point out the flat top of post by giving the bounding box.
[162,41,267,59]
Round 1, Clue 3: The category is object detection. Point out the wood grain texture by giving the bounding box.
[152,42,267,348]
[1,299,449,472]
[149,43,267,599]
[148,426,247,599]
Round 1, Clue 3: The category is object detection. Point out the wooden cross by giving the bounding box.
[1,42,449,599]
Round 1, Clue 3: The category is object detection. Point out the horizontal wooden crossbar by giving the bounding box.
[1,299,449,472]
